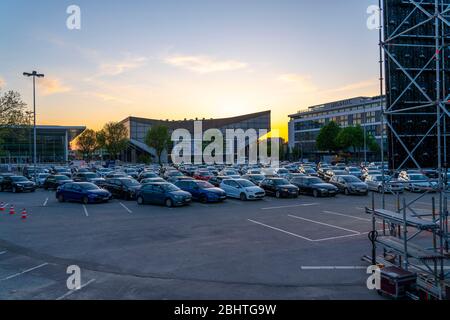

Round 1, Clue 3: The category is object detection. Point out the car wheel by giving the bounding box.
[240,193,247,201]
[12,186,17,193]
[378,186,383,193]
[58,194,65,203]
[137,196,144,205]
[165,198,174,208]
[313,190,319,198]
[344,188,350,196]
[82,196,89,205]
[275,191,281,198]
[200,195,208,203]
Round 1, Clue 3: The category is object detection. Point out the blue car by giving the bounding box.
[136,182,192,207]
[56,182,112,204]
[175,180,227,203]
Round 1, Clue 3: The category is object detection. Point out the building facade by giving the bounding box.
[0,125,86,164]
[288,96,385,160]
[119,111,271,163]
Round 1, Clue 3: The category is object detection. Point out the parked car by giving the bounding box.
[324,169,347,182]
[141,177,166,184]
[175,180,227,203]
[345,167,363,179]
[36,173,50,187]
[290,176,338,197]
[273,168,290,179]
[72,172,106,186]
[0,175,36,193]
[138,171,159,182]
[365,175,404,193]
[329,175,368,195]
[193,171,214,181]
[103,178,141,200]
[56,182,112,204]
[362,169,382,181]
[220,179,265,201]
[398,172,438,192]
[167,175,195,184]
[259,177,299,198]
[241,174,266,186]
[43,175,73,190]
[136,182,192,207]
[208,176,232,187]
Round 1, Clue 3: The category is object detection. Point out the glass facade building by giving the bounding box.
[288,96,385,160]
[0,126,85,164]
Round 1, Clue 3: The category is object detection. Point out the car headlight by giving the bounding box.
[319,188,327,192]
[282,188,289,192]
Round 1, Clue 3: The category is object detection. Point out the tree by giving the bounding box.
[367,133,380,153]
[336,126,365,155]
[97,122,128,160]
[316,121,341,153]
[145,125,171,165]
[0,90,32,155]
[75,129,98,160]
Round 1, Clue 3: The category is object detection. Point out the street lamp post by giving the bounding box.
[23,71,44,182]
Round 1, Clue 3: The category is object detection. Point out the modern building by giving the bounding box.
[288,96,385,160]
[0,125,86,164]
[119,111,271,163]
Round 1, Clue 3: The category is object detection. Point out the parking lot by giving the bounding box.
[0,189,445,300]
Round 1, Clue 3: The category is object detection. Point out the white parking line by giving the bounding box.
[288,215,361,235]
[0,251,7,255]
[247,219,314,242]
[322,210,372,222]
[301,266,367,270]
[119,202,132,214]
[82,205,89,217]
[0,263,49,281]
[43,198,49,207]
[261,203,319,210]
[56,278,96,300]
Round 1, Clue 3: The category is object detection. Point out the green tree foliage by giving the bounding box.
[316,121,341,153]
[75,129,98,160]
[97,122,128,160]
[336,126,364,153]
[145,125,171,165]
[0,90,32,155]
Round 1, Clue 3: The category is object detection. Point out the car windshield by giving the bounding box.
[278,169,289,174]
[122,179,140,186]
[343,176,361,183]
[198,172,210,176]
[348,168,360,172]
[12,176,28,182]
[161,184,180,192]
[225,170,238,175]
[308,178,323,184]
[251,175,265,180]
[169,171,183,176]
[79,183,100,191]
[237,180,255,188]
[84,173,97,178]
[274,179,290,185]
[196,181,214,189]
[410,174,427,181]
[55,175,70,180]
[38,174,49,178]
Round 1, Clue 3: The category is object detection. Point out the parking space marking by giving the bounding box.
[43,197,49,207]
[322,210,371,222]
[82,205,89,217]
[0,251,7,255]
[0,263,49,281]
[247,219,314,242]
[119,202,132,214]
[301,266,367,270]
[56,278,96,300]
[261,203,319,210]
[288,215,361,235]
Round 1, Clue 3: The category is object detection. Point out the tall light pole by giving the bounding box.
[23,71,44,181]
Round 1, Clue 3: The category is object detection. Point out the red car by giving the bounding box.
[194,171,213,181]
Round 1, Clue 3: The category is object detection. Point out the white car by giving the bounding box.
[398,173,437,192]
[274,168,290,179]
[366,175,404,193]
[220,179,265,201]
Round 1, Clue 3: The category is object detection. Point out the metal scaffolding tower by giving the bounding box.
[372,0,450,299]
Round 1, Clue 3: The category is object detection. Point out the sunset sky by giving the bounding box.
[0,0,380,139]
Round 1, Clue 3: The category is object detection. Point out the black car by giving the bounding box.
[43,175,73,190]
[208,176,231,187]
[103,178,141,200]
[136,182,192,207]
[241,174,266,186]
[259,178,299,198]
[290,176,338,197]
[72,172,106,186]
[0,175,36,193]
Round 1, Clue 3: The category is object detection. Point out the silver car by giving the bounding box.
[366,175,404,193]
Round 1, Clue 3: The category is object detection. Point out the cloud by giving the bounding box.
[278,73,318,93]
[38,78,71,96]
[328,79,378,93]
[0,76,5,88]
[164,55,248,74]
[98,56,148,77]
[92,93,133,105]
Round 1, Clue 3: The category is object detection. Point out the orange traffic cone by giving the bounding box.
[9,205,15,215]
[21,209,27,221]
